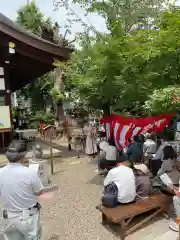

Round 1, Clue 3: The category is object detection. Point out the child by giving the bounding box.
[133,163,152,201]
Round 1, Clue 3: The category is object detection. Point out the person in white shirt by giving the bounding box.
[98,138,117,174]
[151,136,169,176]
[0,140,44,240]
[104,157,136,204]
[143,133,157,156]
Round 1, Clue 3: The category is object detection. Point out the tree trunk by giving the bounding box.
[102,103,111,117]
[54,68,65,125]
[55,100,64,123]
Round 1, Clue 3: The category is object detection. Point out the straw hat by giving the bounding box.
[134,164,148,174]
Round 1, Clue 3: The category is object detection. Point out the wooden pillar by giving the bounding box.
[5,63,13,144]
[0,63,13,151]
[54,67,65,128]
[0,63,5,151]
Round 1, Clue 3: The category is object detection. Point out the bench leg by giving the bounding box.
[162,212,169,219]
[126,207,163,236]
[119,220,126,240]
[102,213,108,225]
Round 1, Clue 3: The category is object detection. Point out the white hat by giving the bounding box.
[99,141,109,151]
[134,164,148,174]
[145,133,152,139]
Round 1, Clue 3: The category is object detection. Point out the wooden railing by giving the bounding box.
[41,125,56,142]
[40,125,57,175]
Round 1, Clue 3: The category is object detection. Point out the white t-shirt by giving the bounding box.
[143,139,157,154]
[105,146,117,161]
[104,165,136,203]
[0,163,43,215]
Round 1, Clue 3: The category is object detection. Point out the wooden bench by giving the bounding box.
[96,193,172,239]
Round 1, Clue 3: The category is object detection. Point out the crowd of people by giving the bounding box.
[96,133,180,232]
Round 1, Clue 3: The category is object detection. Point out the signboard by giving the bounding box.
[0,106,11,131]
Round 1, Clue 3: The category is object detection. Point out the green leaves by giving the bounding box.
[16,1,69,114]
[51,87,65,102]
[30,110,54,126]
[144,86,180,115]
[64,5,180,116]
[16,1,44,36]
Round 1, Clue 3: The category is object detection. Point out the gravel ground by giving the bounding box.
[40,155,118,240]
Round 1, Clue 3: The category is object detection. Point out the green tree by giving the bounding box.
[144,86,180,115]
[18,72,54,112]
[17,0,67,44]
[65,29,162,115]
[16,1,69,118]
[142,7,180,116]
[54,0,166,37]
[16,1,43,35]
[65,5,180,116]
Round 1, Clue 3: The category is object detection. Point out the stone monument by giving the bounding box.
[29,145,57,191]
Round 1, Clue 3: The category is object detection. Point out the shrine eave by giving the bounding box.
[0,13,74,91]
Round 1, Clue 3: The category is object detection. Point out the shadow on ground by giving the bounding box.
[37,138,79,159]
[88,175,104,186]
[48,235,59,240]
[88,157,99,165]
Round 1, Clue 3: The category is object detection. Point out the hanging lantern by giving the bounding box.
[9,42,16,54]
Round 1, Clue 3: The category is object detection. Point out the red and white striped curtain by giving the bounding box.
[101,113,174,150]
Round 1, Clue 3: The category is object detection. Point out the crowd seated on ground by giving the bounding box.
[98,133,180,233]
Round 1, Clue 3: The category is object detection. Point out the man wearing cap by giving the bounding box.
[0,140,44,239]
[143,133,157,156]
[133,162,151,201]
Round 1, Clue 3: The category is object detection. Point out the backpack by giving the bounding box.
[102,182,118,208]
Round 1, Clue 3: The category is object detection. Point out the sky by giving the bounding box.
[1,0,180,41]
[0,0,106,40]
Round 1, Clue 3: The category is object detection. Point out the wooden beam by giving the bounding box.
[0,22,73,59]
[0,33,56,64]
